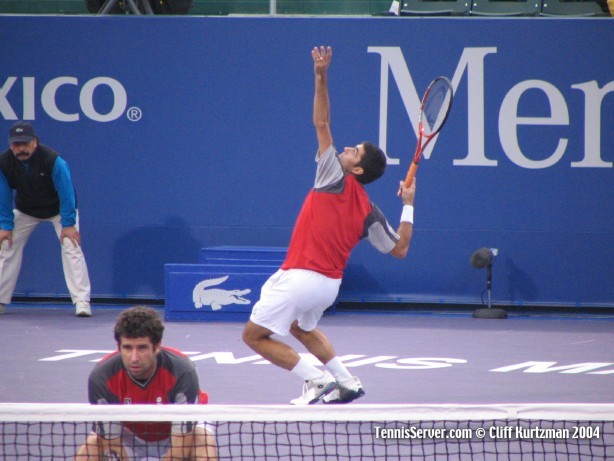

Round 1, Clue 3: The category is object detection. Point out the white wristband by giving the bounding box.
[401,205,414,224]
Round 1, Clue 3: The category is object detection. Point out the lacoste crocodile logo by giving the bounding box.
[192,275,252,311]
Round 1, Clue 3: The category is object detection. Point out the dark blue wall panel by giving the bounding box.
[0,16,612,307]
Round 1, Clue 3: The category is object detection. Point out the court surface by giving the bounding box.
[0,303,612,406]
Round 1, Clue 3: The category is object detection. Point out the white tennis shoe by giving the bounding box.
[322,376,365,404]
[75,301,92,317]
[290,371,337,405]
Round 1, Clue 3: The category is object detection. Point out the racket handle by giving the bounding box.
[404,162,419,187]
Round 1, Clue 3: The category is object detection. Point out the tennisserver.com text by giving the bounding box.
[373,425,601,440]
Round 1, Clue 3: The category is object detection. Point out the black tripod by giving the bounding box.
[97,0,154,14]
[471,248,507,319]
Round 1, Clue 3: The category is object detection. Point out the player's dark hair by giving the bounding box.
[356,142,387,185]
[114,305,165,346]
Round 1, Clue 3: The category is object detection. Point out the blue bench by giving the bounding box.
[165,246,346,322]
[199,245,287,265]
[164,262,279,321]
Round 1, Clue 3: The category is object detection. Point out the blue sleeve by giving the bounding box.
[0,171,15,231]
[51,157,77,227]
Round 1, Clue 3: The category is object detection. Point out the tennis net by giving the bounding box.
[1,403,613,460]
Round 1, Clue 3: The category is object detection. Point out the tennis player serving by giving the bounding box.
[242,46,416,405]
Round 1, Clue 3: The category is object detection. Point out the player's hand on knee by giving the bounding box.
[0,230,12,249]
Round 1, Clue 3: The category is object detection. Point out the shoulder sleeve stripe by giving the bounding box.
[314,145,344,190]
[363,202,399,254]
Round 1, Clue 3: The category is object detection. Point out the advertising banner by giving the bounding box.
[0,16,612,308]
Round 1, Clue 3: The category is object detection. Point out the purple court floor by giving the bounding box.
[0,303,612,406]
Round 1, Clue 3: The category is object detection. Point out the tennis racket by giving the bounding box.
[403,76,454,187]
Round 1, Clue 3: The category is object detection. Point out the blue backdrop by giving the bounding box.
[0,16,612,308]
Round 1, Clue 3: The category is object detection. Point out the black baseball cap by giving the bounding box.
[9,121,36,144]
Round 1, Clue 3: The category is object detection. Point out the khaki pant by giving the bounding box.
[0,209,91,305]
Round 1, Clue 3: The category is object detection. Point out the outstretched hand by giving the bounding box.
[312,46,332,74]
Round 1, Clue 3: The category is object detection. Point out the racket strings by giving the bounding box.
[421,80,453,135]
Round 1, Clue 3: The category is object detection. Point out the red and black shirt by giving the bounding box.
[282,145,399,279]
[88,346,208,441]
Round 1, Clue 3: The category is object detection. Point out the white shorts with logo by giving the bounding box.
[249,269,341,336]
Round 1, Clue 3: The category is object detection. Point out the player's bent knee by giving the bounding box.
[75,433,102,459]
[289,321,309,339]
[193,426,218,460]
[242,323,255,346]
[242,321,266,347]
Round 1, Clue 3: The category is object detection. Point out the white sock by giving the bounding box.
[325,357,353,384]
[291,358,325,381]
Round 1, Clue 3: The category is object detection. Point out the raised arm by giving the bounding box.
[389,179,417,259]
[312,46,333,157]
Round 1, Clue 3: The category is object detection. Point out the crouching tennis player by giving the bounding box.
[75,306,217,460]
[242,46,416,405]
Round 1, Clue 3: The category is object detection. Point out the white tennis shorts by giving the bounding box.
[110,423,214,460]
[249,268,341,336]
